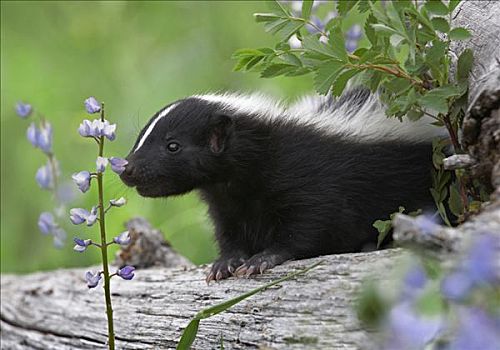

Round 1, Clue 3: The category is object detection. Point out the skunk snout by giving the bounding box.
[119,161,138,187]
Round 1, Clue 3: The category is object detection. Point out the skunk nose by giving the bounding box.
[120,162,138,186]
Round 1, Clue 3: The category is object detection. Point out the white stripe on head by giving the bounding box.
[134,103,178,153]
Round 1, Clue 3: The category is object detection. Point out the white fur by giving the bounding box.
[134,103,178,153]
[196,92,445,142]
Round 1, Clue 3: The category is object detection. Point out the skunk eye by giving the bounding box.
[167,142,181,153]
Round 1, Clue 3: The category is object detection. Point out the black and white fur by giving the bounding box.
[120,88,442,282]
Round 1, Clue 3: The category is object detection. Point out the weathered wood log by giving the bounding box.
[1,248,404,350]
[2,2,499,349]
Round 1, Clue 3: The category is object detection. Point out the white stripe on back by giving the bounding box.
[134,104,178,153]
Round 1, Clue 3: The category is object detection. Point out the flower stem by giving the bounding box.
[97,103,115,350]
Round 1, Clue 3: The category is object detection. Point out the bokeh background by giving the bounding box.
[1,1,314,273]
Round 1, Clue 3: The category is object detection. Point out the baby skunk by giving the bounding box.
[120,88,442,282]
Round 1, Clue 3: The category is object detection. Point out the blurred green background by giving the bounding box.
[1,1,313,273]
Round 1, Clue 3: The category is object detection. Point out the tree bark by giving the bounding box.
[2,1,499,349]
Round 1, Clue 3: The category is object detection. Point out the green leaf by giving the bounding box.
[448,0,462,12]
[301,0,313,20]
[280,52,302,66]
[313,59,345,94]
[419,85,463,114]
[233,56,254,71]
[176,320,200,350]
[332,69,359,96]
[431,17,450,33]
[456,48,473,81]
[390,34,405,47]
[371,23,399,36]
[265,0,290,17]
[328,27,349,62]
[303,35,347,61]
[374,219,392,248]
[337,0,359,16]
[406,108,424,121]
[424,0,449,15]
[254,13,282,23]
[364,15,378,46]
[356,281,388,328]
[448,182,464,217]
[245,55,265,71]
[449,27,471,40]
[264,18,289,34]
[260,63,296,78]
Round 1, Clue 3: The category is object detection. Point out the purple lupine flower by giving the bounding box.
[102,120,116,141]
[70,208,88,225]
[37,122,52,154]
[109,197,126,207]
[113,231,131,245]
[52,227,66,248]
[384,302,442,350]
[345,24,363,54]
[448,307,500,350]
[86,206,98,226]
[85,270,102,288]
[346,24,363,40]
[38,212,55,235]
[16,102,32,118]
[401,263,428,300]
[415,215,441,235]
[73,237,92,252]
[441,233,500,301]
[306,16,325,34]
[84,97,101,114]
[117,266,135,280]
[35,163,53,189]
[441,271,474,301]
[56,181,77,204]
[96,156,108,173]
[27,122,39,147]
[78,119,94,137]
[109,157,128,175]
[72,170,91,193]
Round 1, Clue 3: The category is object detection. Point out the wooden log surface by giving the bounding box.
[1,249,403,350]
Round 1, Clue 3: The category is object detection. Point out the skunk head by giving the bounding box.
[120,98,234,197]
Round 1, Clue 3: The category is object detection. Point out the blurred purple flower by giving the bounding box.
[56,181,77,204]
[448,307,500,350]
[346,24,363,40]
[345,40,358,53]
[441,271,474,301]
[306,16,325,34]
[113,231,131,245]
[110,197,126,207]
[72,170,91,193]
[16,102,32,118]
[102,120,116,141]
[70,206,98,226]
[38,212,55,235]
[73,237,92,252]
[52,227,66,248]
[27,122,39,147]
[96,156,108,173]
[117,266,135,280]
[441,233,500,301]
[345,24,363,53]
[415,215,441,235]
[384,302,442,350]
[109,157,128,175]
[35,163,53,189]
[85,270,102,288]
[37,122,52,154]
[84,97,101,114]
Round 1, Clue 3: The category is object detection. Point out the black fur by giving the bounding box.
[121,90,433,280]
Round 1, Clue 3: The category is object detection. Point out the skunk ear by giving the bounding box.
[208,113,234,154]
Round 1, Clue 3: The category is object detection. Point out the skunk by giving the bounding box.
[120,88,442,282]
